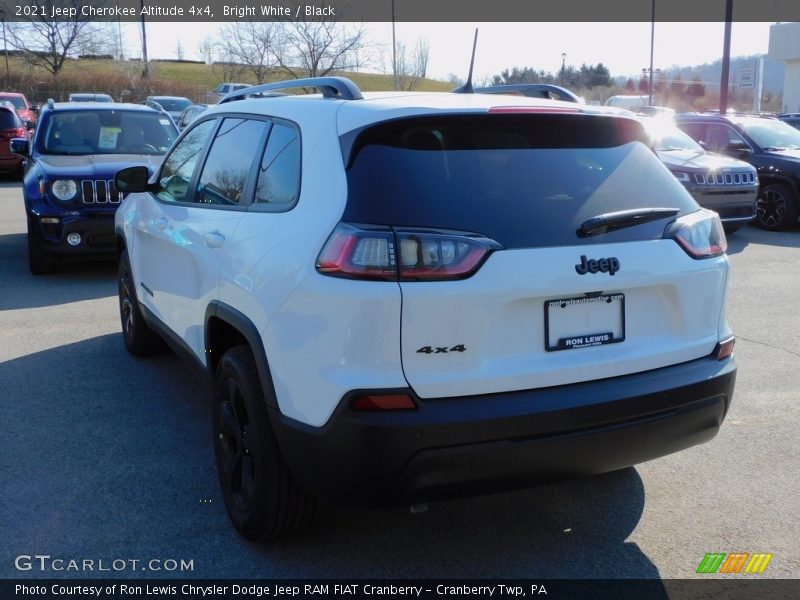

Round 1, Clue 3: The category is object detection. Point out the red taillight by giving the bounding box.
[315,223,397,281]
[350,393,416,411]
[0,128,25,138]
[395,229,499,280]
[315,223,501,281]
[666,209,727,258]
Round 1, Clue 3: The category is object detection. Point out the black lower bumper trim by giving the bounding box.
[270,355,736,507]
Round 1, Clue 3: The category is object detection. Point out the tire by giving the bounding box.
[27,218,54,275]
[118,250,165,356]
[213,346,316,541]
[755,183,799,231]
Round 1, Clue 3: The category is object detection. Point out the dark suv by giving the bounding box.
[675,113,800,230]
[13,101,178,273]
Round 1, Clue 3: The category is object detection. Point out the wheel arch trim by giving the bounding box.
[205,301,279,409]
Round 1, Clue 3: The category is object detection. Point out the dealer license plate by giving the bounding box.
[544,293,625,352]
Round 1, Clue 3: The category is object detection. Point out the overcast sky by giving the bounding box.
[121,21,774,81]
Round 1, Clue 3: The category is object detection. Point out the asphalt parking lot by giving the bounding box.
[1,178,798,580]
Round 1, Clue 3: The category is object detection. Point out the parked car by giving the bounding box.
[144,96,192,122]
[114,77,736,541]
[0,92,37,125]
[777,113,800,131]
[0,105,28,175]
[205,83,250,104]
[175,103,207,131]
[606,95,650,111]
[69,93,114,103]
[13,100,178,273]
[637,105,675,117]
[639,116,758,233]
[676,113,800,230]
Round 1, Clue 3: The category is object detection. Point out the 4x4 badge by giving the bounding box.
[575,255,620,276]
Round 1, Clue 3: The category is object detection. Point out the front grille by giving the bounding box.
[693,171,756,186]
[81,180,122,204]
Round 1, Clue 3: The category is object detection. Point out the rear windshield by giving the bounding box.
[40,109,177,156]
[0,109,21,129]
[0,95,26,109]
[344,114,698,248]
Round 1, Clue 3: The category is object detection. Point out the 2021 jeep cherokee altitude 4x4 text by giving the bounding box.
[115,77,736,541]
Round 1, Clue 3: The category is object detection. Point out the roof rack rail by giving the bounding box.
[474,83,581,103]
[47,98,55,109]
[219,77,364,103]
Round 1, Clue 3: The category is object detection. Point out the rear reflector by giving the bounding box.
[714,336,735,360]
[350,394,417,411]
[665,209,727,258]
[316,223,501,281]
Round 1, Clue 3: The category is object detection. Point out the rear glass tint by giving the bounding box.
[0,110,20,129]
[344,114,698,248]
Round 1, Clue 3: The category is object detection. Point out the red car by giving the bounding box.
[0,92,36,125]
[0,105,27,175]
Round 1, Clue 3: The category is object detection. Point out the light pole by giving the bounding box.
[140,0,148,80]
[561,52,566,87]
[1,10,9,90]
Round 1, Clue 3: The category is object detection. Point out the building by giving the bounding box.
[768,22,800,113]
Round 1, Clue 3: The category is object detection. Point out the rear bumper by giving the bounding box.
[271,355,736,506]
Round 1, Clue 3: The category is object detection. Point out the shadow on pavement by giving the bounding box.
[1,334,664,586]
[727,224,800,255]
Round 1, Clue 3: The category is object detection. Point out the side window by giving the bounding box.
[157,119,216,203]
[705,124,747,153]
[254,122,301,208]
[194,118,268,206]
[678,123,707,146]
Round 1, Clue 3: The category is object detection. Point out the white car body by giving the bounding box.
[115,79,736,537]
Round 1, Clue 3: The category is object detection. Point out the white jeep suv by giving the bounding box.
[114,77,737,541]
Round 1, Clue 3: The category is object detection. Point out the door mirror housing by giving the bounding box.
[10,138,29,156]
[115,166,151,194]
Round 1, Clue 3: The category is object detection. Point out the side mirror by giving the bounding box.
[10,138,29,156]
[115,166,150,194]
[727,143,751,158]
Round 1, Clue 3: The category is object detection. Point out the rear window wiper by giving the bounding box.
[577,207,680,238]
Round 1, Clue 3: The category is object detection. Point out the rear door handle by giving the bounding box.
[154,218,168,230]
[204,232,225,249]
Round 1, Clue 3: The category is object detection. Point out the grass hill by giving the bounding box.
[5,56,452,103]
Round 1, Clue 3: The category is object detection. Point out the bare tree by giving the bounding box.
[395,37,430,91]
[7,0,111,78]
[175,38,185,61]
[412,37,429,80]
[273,20,367,80]
[198,35,215,65]
[219,22,278,83]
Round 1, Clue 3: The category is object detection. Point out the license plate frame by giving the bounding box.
[544,293,626,352]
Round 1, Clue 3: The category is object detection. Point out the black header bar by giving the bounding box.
[1,0,800,22]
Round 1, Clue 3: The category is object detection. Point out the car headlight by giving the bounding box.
[51,180,78,202]
[672,171,691,183]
